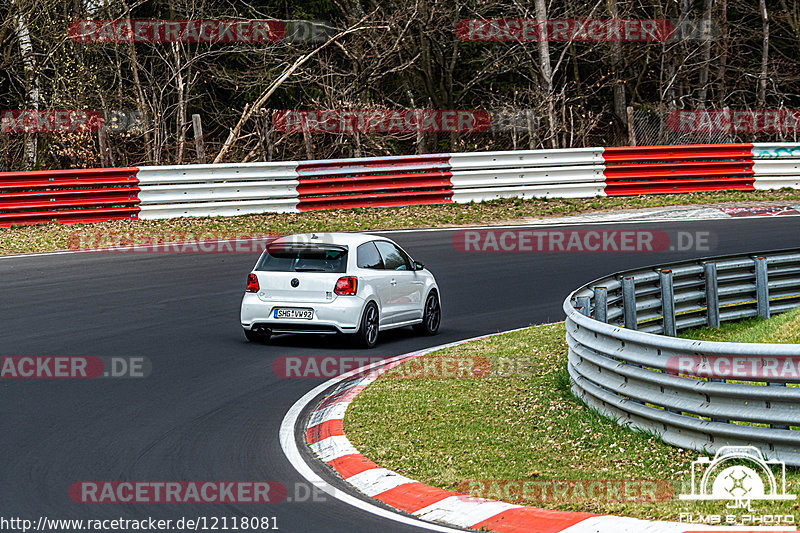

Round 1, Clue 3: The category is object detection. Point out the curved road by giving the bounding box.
[2,218,799,532]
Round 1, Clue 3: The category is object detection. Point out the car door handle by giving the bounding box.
[390,279,397,285]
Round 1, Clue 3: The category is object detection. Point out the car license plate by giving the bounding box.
[274,308,313,320]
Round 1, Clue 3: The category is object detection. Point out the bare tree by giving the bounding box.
[13,0,38,169]
[697,0,714,107]
[758,0,769,107]
[534,0,556,148]
[607,0,628,138]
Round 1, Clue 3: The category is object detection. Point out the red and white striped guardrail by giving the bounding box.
[0,167,140,226]
[1,143,799,226]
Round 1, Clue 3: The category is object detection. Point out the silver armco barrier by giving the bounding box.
[564,249,800,465]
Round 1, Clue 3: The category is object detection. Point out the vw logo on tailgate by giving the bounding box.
[291,278,300,288]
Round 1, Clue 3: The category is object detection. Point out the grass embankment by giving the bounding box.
[345,313,800,521]
[681,305,800,343]
[2,189,800,255]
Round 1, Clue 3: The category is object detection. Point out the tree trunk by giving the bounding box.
[302,124,315,160]
[716,0,728,108]
[526,110,536,150]
[98,128,110,167]
[758,0,769,107]
[122,2,153,163]
[534,0,557,148]
[608,0,628,139]
[697,0,714,107]
[14,0,38,170]
[405,85,425,154]
[173,44,187,165]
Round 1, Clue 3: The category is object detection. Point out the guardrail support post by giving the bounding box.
[708,377,730,423]
[660,269,676,337]
[703,262,720,329]
[755,256,770,319]
[576,296,591,317]
[593,287,608,323]
[622,276,637,330]
[768,382,790,429]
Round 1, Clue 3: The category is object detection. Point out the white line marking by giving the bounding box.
[412,496,521,528]
[346,468,415,497]
[308,402,349,427]
[308,435,359,463]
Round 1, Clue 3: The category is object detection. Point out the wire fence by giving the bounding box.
[630,109,800,146]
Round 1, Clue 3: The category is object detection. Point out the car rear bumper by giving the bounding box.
[240,293,365,334]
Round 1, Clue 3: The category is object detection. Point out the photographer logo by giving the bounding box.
[679,446,795,510]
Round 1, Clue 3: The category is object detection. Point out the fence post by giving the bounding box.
[626,106,636,147]
[594,287,607,322]
[526,110,537,150]
[705,263,726,422]
[97,127,110,167]
[576,296,591,317]
[622,276,637,330]
[192,114,205,164]
[660,269,676,336]
[755,256,770,319]
[703,262,720,328]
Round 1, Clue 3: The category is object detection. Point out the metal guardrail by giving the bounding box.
[0,167,140,225]
[448,149,606,202]
[295,155,453,210]
[4,142,800,225]
[136,162,299,219]
[564,249,800,465]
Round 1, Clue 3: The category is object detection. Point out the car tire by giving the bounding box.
[244,327,270,344]
[414,291,441,336]
[354,302,379,349]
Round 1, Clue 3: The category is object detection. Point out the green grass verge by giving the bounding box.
[680,305,800,343]
[345,322,800,521]
[2,189,800,255]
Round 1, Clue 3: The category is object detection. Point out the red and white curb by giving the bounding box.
[281,332,716,533]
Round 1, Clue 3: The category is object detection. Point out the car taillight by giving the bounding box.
[334,276,358,295]
[246,273,260,292]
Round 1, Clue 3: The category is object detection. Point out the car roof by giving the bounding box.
[272,232,392,247]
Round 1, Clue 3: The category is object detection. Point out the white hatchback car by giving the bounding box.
[240,233,441,348]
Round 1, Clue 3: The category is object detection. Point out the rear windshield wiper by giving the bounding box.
[294,267,327,272]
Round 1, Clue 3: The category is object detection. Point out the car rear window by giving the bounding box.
[256,244,348,273]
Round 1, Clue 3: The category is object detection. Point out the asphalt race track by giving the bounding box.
[2,218,800,532]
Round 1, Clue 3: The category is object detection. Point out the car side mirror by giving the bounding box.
[414,261,425,271]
